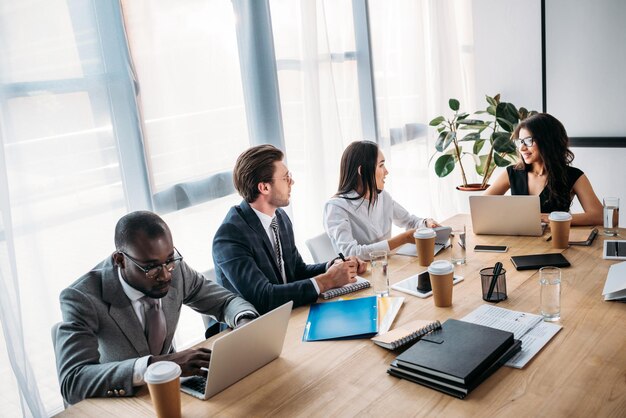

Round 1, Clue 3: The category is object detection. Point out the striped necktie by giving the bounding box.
[141,296,166,355]
[270,217,283,276]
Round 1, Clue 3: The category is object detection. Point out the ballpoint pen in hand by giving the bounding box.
[338,252,346,262]
[486,262,503,301]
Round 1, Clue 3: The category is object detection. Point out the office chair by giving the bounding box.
[305,233,336,263]
[200,269,223,338]
[51,322,68,408]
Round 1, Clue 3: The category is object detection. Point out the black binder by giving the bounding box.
[510,253,571,270]
[394,319,515,385]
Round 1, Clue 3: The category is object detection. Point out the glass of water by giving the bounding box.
[450,225,467,265]
[539,267,561,321]
[603,197,620,236]
[369,251,389,297]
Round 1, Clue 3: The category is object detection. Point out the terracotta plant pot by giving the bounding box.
[456,183,490,192]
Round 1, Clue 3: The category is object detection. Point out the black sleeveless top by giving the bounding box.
[507,165,584,213]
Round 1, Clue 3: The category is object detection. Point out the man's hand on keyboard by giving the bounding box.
[149,347,212,377]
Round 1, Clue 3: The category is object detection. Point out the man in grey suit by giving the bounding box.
[56,211,258,405]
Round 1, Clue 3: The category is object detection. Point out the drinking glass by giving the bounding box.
[603,197,620,236]
[369,251,389,297]
[450,225,467,265]
[539,267,561,321]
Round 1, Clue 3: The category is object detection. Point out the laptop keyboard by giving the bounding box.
[181,375,207,395]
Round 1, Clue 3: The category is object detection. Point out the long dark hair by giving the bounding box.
[335,141,380,208]
[513,113,575,210]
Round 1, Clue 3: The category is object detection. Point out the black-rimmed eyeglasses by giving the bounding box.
[514,137,534,148]
[120,248,183,280]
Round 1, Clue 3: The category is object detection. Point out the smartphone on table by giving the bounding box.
[474,244,508,253]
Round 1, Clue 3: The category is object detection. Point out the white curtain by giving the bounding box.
[270,0,363,255]
[0,1,130,416]
[369,0,478,221]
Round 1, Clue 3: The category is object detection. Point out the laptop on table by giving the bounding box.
[470,196,545,236]
[180,301,293,400]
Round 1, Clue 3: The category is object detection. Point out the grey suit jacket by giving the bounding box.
[56,256,257,404]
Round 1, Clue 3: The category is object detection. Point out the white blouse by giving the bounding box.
[323,191,426,260]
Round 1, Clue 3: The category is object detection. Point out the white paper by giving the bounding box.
[461,304,562,368]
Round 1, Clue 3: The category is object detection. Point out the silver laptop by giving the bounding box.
[395,226,453,257]
[470,195,544,236]
[180,300,292,400]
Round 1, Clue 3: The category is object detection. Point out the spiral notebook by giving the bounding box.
[371,319,441,350]
[321,276,370,299]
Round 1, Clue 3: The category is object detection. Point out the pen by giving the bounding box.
[486,262,503,301]
[338,252,346,262]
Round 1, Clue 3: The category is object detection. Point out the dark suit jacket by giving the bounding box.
[56,256,257,404]
[213,200,328,314]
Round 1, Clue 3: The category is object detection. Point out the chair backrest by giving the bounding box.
[51,322,68,408]
[305,233,336,263]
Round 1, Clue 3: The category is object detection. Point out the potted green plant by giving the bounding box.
[429,94,537,190]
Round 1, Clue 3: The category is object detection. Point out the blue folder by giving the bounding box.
[303,296,379,341]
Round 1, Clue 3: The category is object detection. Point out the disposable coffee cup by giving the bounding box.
[549,212,572,249]
[414,228,437,266]
[144,361,182,418]
[428,260,454,307]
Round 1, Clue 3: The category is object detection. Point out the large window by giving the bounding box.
[0,1,130,415]
[270,0,362,247]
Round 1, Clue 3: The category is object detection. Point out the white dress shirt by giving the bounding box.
[251,207,321,294]
[323,190,426,260]
[117,268,154,386]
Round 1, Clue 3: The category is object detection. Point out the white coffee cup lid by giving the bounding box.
[414,228,436,239]
[549,211,572,221]
[144,361,181,384]
[428,260,454,275]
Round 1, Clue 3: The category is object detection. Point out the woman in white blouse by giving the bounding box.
[323,141,439,260]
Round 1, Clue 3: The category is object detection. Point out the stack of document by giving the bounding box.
[461,305,562,368]
[388,319,521,398]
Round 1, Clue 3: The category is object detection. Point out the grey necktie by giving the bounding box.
[141,296,166,355]
[270,217,283,276]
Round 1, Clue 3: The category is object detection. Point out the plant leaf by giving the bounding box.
[459,132,481,142]
[473,139,486,154]
[493,152,510,167]
[492,132,516,153]
[434,154,456,177]
[486,95,497,107]
[457,113,469,121]
[476,155,496,176]
[457,119,485,126]
[496,117,514,132]
[487,105,496,116]
[429,116,445,126]
[435,131,448,152]
[449,98,460,111]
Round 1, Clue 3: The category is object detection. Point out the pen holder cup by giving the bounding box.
[480,267,507,303]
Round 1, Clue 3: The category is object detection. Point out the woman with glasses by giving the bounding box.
[484,113,603,225]
[323,140,440,260]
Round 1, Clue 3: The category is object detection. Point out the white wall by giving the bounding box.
[472,0,626,226]
[472,0,543,111]
[546,0,626,137]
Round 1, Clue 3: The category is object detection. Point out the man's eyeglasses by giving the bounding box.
[121,248,183,280]
[272,171,293,183]
[514,137,534,148]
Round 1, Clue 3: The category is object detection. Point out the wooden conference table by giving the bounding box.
[59,215,626,417]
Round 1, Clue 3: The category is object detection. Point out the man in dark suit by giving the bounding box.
[56,211,258,404]
[213,145,366,314]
